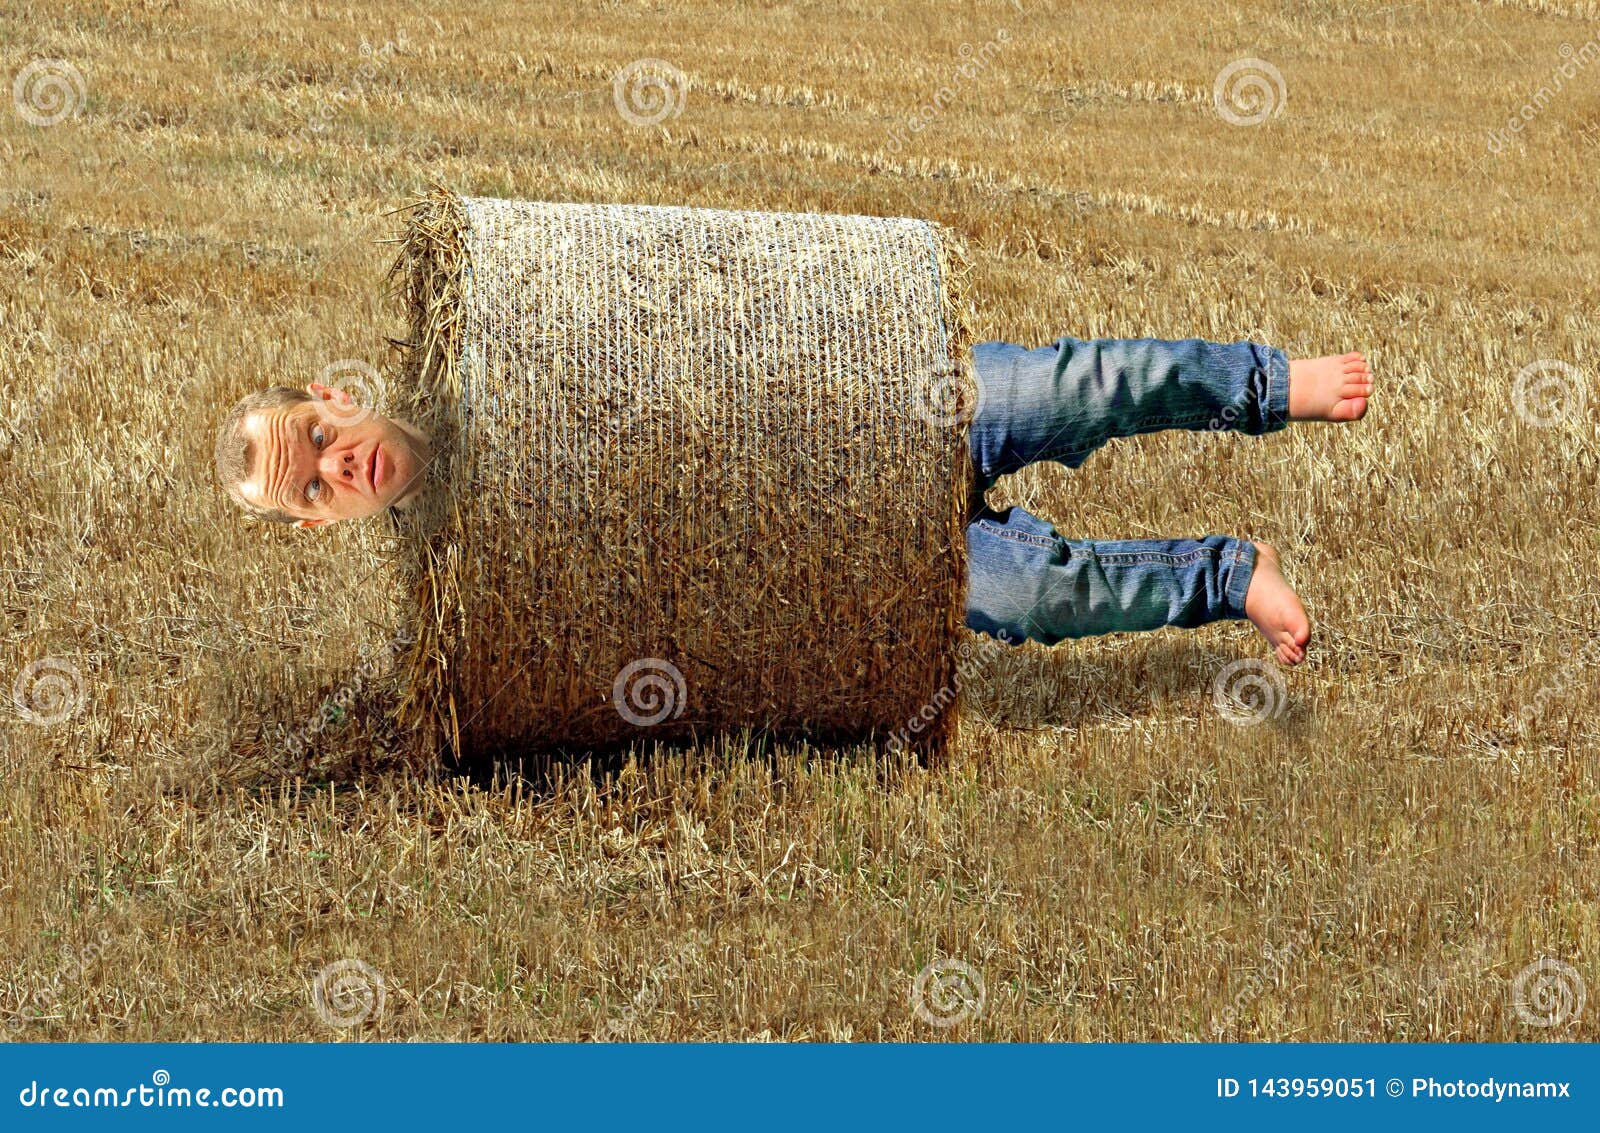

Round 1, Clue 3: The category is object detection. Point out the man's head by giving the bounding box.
[213,382,432,528]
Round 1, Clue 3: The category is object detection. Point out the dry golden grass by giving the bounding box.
[2,0,1597,1040]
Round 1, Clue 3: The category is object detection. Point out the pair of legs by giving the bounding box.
[962,336,1374,664]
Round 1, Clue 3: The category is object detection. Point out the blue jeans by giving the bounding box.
[964,336,1290,645]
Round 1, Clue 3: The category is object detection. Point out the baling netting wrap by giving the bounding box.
[387,190,977,759]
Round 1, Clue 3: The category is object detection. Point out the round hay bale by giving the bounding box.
[384,188,977,760]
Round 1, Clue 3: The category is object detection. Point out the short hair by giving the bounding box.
[214,386,313,523]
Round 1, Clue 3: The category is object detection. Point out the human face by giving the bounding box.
[234,382,431,527]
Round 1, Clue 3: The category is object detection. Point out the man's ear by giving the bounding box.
[293,517,328,529]
[306,381,355,408]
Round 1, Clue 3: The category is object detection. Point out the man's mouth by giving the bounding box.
[371,444,384,492]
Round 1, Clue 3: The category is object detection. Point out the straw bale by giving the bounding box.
[383,189,977,758]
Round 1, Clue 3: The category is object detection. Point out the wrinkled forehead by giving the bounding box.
[235,403,310,506]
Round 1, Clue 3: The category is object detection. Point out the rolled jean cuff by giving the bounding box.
[1222,538,1257,619]
[1261,345,1291,432]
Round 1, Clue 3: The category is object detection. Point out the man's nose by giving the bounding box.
[322,443,362,490]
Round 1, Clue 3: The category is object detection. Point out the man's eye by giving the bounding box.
[312,424,325,448]
[306,478,322,503]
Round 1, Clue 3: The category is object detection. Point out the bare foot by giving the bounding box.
[1288,352,1373,421]
[1244,542,1311,665]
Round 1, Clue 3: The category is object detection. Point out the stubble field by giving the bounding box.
[2,0,1598,1040]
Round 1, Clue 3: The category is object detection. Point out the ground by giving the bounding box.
[1,0,1598,1040]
